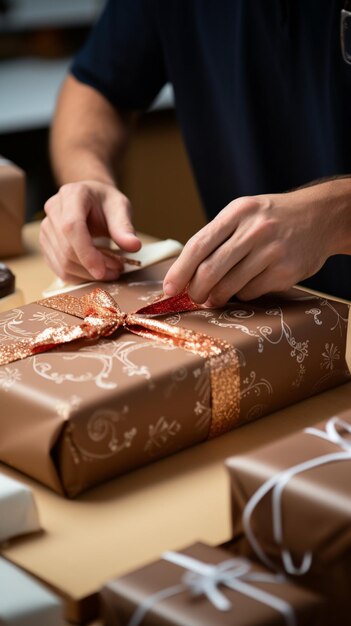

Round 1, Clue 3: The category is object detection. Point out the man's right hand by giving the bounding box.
[40,180,141,283]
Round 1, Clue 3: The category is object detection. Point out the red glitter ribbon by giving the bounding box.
[0,288,240,437]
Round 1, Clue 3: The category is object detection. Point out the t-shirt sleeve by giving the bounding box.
[70,0,167,111]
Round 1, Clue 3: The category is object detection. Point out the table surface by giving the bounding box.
[2,222,351,626]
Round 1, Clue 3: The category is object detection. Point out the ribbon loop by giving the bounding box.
[305,416,351,451]
[0,286,241,439]
[180,557,252,611]
[127,550,295,626]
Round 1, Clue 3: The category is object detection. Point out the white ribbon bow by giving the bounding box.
[242,416,351,576]
[127,551,295,626]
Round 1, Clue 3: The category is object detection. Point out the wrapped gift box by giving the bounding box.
[0,157,25,258]
[0,473,40,544]
[0,557,63,625]
[0,259,350,497]
[101,541,326,626]
[226,408,351,625]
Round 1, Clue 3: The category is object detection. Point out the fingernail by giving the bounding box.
[163,281,177,296]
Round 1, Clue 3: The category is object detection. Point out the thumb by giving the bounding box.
[104,192,141,252]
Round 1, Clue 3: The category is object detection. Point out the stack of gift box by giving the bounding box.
[0,193,350,624]
[100,409,351,626]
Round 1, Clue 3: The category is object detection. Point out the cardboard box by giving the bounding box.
[0,157,25,258]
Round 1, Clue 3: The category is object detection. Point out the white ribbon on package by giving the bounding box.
[127,551,295,626]
[242,416,351,576]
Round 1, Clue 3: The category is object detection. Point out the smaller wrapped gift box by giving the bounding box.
[100,542,325,626]
[0,157,25,258]
[0,259,350,497]
[226,409,351,625]
[0,557,63,625]
[0,473,40,544]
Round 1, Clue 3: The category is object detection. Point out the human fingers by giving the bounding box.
[163,204,240,297]
[185,223,258,304]
[40,221,95,282]
[235,259,298,301]
[41,186,123,281]
[103,190,141,253]
[57,184,114,280]
[45,185,122,281]
[203,242,285,306]
[41,217,124,281]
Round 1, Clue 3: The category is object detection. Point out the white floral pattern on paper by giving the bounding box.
[29,311,68,327]
[164,313,182,325]
[127,280,163,302]
[321,343,340,370]
[319,299,349,335]
[305,308,323,326]
[55,395,81,419]
[0,366,21,391]
[0,309,33,341]
[32,352,117,389]
[292,363,307,388]
[114,340,174,379]
[67,406,137,463]
[164,366,188,398]
[144,417,181,455]
[32,339,175,389]
[209,309,265,352]
[258,307,309,363]
[245,404,268,421]
[240,371,273,399]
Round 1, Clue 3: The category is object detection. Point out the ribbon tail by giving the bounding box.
[135,289,199,316]
[128,315,241,438]
[0,320,108,366]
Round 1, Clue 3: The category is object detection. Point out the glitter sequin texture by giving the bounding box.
[0,287,240,438]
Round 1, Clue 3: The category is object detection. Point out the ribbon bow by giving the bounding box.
[127,551,295,626]
[243,415,351,575]
[0,287,240,438]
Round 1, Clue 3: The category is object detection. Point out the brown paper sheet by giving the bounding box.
[226,409,351,625]
[101,542,326,626]
[2,378,351,623]
[0,259,350,498]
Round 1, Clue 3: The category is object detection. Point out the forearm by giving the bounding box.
[50,74,136,187]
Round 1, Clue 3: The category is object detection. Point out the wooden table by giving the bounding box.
[2,222,351,626]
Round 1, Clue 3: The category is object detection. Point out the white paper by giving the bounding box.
[42,238,183,297]
[0,558,63,625]
[0,474,40,544]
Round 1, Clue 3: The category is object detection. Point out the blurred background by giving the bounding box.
[0,0,205,242]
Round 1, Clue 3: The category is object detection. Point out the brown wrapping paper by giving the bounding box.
[226,408,351,625]
[101,542,326,626]
[0,259,350,497]
[0,158,25,258]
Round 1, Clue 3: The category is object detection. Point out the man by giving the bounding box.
[40,0,351,303]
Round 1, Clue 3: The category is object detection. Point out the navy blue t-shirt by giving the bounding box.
[71,0,351,299]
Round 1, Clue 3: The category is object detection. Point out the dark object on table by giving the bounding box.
[0,262,15,298]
